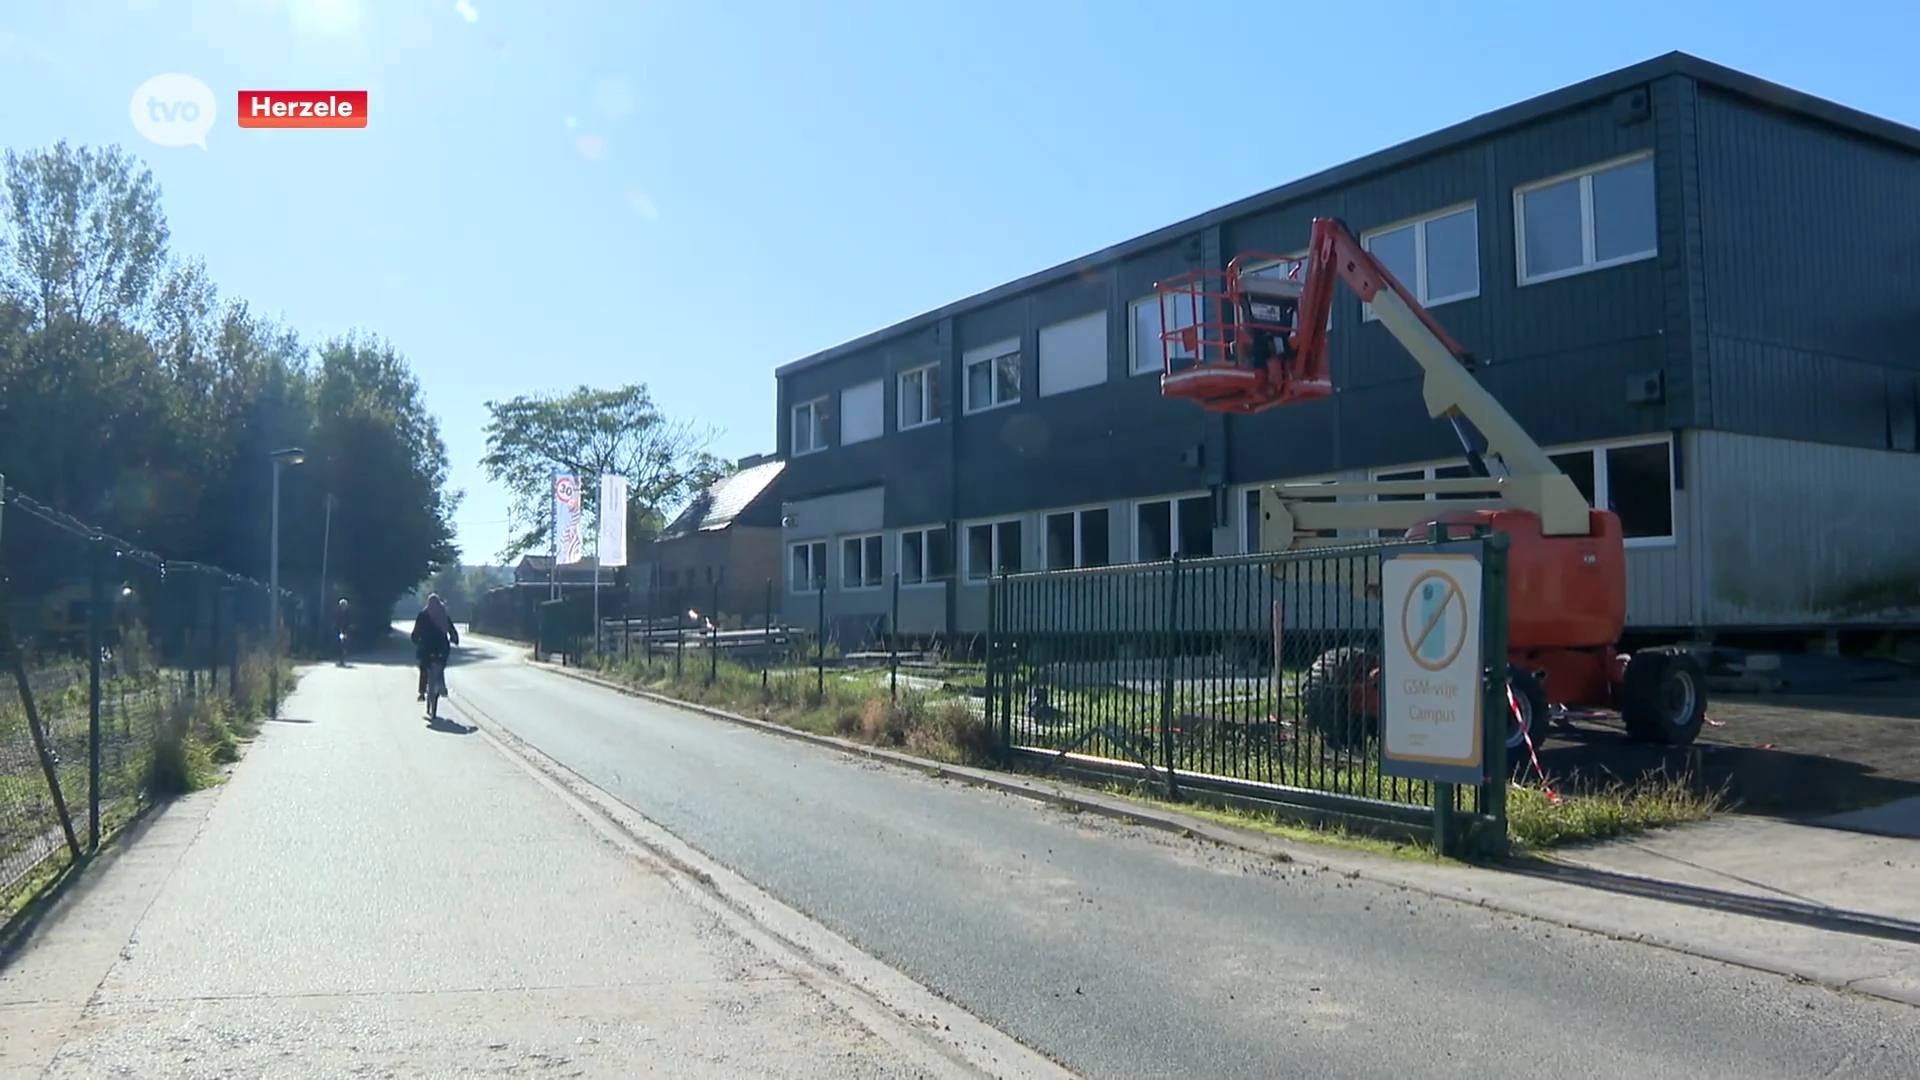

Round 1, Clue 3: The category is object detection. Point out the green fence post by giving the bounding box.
[985,572,1000,765]
[1479,529,1512,857]
[1159,555,1182,800]
[994,571,1012,766]
[763,577,773,691]
[889,571,900,703]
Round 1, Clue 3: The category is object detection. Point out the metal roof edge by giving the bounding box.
[774,50,1917,381]
[1669,53,1920,154]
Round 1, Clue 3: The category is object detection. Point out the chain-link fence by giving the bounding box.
[1,478,285,915]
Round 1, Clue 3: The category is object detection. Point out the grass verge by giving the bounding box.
[583,653,1723,856]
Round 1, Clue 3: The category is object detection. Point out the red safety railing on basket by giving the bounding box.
[1153,251,1317,414]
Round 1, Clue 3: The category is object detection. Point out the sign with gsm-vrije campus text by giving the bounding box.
[237,91,369,129]
[1380,547,1486,784]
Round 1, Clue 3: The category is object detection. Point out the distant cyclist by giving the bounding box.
[334,598,352,663]
[410,593,460,702]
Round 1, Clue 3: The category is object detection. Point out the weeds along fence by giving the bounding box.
[984,533,1513,856]
[0,478,283,916]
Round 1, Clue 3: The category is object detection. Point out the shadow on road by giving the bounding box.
[424,714,475,735]
[1500,854,1920,948]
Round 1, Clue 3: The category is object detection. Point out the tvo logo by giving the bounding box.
[130,74,217,149]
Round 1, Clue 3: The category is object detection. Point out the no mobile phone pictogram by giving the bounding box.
[238,90,369,129]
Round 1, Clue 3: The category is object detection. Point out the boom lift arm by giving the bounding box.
[1157,217,1711,751]
[1158,217,1591,550]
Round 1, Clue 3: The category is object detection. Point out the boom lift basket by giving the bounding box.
[1153,253,1332,414]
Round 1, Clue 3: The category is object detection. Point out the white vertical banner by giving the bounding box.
[554,473,585,565]
[598,473,629,568]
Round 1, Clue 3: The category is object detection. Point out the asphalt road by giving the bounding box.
[448,639,1920,1080]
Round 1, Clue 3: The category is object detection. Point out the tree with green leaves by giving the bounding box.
[0,140,460,636]
[0,140,169,328]
[480,383,733,563]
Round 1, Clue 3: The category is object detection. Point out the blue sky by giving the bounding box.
[1,0,1914,565]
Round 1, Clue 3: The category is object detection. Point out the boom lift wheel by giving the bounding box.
[1620,647,1708,745]
[1301,646,1378,750]
[1504,665,1550,773]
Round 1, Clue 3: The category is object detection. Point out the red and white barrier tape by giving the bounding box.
[1506,684,1561,804]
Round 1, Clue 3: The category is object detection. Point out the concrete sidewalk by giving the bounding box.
[0,654,1013,1079]
[1546,812,1920,926]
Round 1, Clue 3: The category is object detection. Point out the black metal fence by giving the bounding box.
[554,573,936,707]
[984,532,1512,856]
[1,478,282,915]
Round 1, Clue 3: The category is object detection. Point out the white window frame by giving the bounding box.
[1365,437,1677,548]
[1240,476,1339,553]
[1544,434,1677,549]
[1131,491,1215,562]
[1037,310,1109,398]
[839,379,884,446]
[1042,504,1114,570]
[1239,252,1335,335]
[1359,202,1480,321]
[1514,151,1658,286]
[787,539,827,594]
[897,524,951,588]
[963,338,1022,414]
[897,363,940,431]
[961,516,1026,584]
[790,397,827,457]
[839,532,886,590]
[1128,293,1199,376]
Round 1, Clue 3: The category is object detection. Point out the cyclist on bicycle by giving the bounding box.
[410,593,460,701]
[334,598,352,661]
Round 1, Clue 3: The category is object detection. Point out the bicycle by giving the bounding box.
[424,654,448,721]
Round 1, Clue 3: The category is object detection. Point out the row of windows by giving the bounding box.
[791,152,1659,459]
[786,437,1675,592]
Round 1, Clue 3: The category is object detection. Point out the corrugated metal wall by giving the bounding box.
[1624,483,1696,629]
[1693,429,1920,626]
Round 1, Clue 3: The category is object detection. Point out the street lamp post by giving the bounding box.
[318,492,336,621]
[268,447,307,717]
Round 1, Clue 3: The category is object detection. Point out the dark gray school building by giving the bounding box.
[769,51,1920,647]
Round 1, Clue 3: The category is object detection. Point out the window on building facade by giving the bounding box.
[1129,293,1200,375]
[1135,495,1213,561]
[840,533,884,589]
[964,339,1021,413]
[1240,254,1332,332]
[840,380,884,445]
[1516,153,1657,284]
[791,399,827,456]
[1361,204,1480,319]
[1044,507,1112,569]
[899,525,952,585]
[1038,311,1108,397]
[898,364,940,430]
[1549,438,1675,542]
[964,518,1024,581]
[788,540,826,593]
